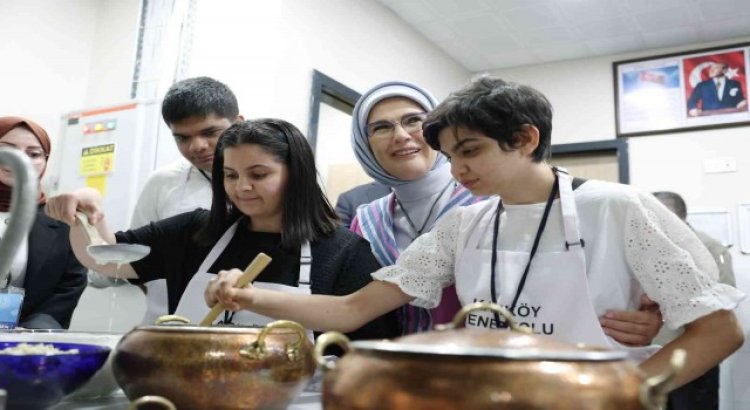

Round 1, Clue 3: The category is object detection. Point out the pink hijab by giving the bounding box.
[0,116,51,211]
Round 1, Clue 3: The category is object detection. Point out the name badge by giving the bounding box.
[0,286,25,329]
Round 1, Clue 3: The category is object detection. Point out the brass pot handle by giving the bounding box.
[128,395,176,410]
[240,320,307,362]
[154,315,191,325]
[314,332,350,371]
[639,349,686,410]
[436,301,531,333]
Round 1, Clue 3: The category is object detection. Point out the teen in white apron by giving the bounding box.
[454,168,657,362]
[174,220,313,337]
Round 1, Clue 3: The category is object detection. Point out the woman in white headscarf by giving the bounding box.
[348,81,482,333]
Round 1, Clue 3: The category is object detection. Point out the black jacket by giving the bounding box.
[19,206,87,328]
[334,182,390,228]
[119,210,400,341]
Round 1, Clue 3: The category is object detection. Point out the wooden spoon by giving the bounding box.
[199,252,272,326]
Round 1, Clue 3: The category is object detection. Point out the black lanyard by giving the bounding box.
[490,171,559,326]
[394,180,454,239]
[198,169,212,183]
[220,309,236,325]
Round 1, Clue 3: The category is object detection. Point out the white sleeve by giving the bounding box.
[624,191,745,329]
[130,175,162,229]
[371,207,463,309]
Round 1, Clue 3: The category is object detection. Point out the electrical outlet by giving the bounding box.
[703,157,737,174]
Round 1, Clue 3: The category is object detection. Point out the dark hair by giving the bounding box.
[652,191,687,220]
[161,77,239,125]
[196,119,339,248]
[423,75,552,162]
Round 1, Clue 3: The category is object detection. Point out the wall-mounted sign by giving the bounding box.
[687,209,732,247]
[79,143,115,176]
[738,203,750,254]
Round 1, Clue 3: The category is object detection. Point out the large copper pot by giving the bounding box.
[316,303,683,410]
[113,318,315,410]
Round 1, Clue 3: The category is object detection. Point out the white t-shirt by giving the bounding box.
[373,180,744,331]
[130,160,212,229]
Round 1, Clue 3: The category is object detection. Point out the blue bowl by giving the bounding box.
[0,341,111,410]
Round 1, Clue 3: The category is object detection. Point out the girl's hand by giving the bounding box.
[44,188,104,225]
[599,294,662,346]
[205,268,251,311]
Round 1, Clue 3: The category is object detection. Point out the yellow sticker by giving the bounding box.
[79,144,115,176]
[85,175,107,196]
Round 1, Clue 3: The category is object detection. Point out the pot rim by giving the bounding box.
[349,340,628,361]
[132,324,271,334]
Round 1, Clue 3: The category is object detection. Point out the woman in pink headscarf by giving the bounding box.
[0,116,87,329]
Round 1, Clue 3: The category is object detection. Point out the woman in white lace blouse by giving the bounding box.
[206,76,744,389]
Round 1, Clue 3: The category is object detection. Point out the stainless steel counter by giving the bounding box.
[54,390,322,409]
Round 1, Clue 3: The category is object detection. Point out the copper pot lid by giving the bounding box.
[348,303,626,362]
[350,328,625,361]
[134,325,265,334]
[133,315,296,335]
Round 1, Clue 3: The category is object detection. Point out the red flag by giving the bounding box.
[640,70,665,84]
[683,50,747,99]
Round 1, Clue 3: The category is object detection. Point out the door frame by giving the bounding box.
[550,139,630,184]
[307,70,360,152]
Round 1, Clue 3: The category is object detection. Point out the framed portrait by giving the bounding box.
[614,42,750,137]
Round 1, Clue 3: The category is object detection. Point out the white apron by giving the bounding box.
[455,169,611,348]
[174,221,313,336]
[138,164,213,325]
[141,281,169,325]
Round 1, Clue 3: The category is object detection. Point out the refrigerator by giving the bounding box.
[46,100,181,231]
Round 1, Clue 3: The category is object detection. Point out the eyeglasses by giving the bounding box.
[0,144,48,164]
[366,112,427,139]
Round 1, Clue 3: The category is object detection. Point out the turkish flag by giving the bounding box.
[683,50,747,99]
[640,70,665,84]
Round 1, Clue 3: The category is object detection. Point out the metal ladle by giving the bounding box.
[75,212,150,265]
[0,148,38,289]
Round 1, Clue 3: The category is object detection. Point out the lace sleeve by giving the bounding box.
[624,191,744,329]
[372,207,463,309]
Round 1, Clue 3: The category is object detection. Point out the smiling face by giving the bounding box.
[366,97,437,181]
[222,143,288,231]
[170,113,236,172]
[0,126,47,186]
[438,125,534,198]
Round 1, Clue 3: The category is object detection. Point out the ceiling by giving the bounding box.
[376,0,750,71]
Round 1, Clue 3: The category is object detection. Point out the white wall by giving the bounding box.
[0,0,98,132]
[187,0,470,201]
[84,0,140,107]
[187,0,469,131]
[0,0,139,136]
[491,36,750,410]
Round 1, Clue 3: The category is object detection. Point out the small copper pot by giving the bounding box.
[316,303,683,410]
[113,318,315,410]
